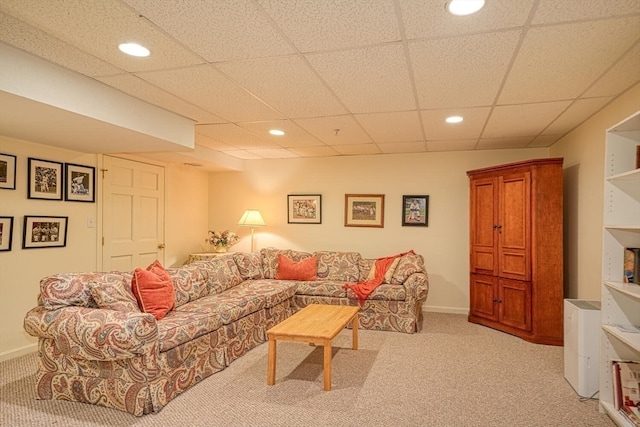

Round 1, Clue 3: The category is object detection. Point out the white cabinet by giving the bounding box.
[599,111,640,426]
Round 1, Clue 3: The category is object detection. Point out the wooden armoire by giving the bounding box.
[467,158,563,346]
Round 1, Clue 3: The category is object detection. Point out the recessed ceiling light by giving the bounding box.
[446,116,464,124]
[269,129,285,136]
[446,0,485,16]
[118,42,150,57]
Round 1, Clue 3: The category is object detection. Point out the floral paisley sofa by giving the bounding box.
[24,248,429,416]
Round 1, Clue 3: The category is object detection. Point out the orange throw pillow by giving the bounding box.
[131,260,175,320]
[275,254,317,281]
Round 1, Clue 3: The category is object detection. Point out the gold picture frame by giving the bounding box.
[344,194,384,228]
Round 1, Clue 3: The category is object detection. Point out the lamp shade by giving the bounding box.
[237,210,266,227]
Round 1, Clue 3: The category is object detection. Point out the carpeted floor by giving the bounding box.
[0,312,613,426]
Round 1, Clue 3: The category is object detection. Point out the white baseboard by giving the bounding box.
[423,306,469,315]
[0,343,37,362]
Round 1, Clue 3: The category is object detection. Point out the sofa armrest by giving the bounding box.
[403,272,429,306]
[24,306,158,361]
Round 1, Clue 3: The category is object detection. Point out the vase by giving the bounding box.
[214,245,228,253]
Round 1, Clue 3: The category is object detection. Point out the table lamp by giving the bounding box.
[237,209,266,252]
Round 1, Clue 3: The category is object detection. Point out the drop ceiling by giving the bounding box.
[0,0,639,170]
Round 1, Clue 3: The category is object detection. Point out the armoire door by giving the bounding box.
[470,177,498,276]
[497,172,531,281]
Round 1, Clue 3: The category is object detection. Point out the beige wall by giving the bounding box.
[0,136,209,360]
[208,147,550,313]
[550,83,640,300]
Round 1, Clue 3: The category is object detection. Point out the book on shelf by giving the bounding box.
[623,248,640,285]
[612,360,640,426]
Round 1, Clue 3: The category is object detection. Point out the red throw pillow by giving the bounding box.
[275,254,317,281]
[131,260,175,320]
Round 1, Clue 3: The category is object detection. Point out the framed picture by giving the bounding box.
[23,216,68,249]
[0,153,17,190]
[402,195,429,226]
[288,194,322,224]
[28,158,63,200]
[0,216,14,251]
[65,163,95,202]
[344,194,385,228]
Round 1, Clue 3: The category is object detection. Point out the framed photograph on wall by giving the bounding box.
[402,195,429,227]
[23,215,68,249]
[0,153,17,190]
[0,216,14,251]
[288,194,322,224]
[65,163,95,202]
[28,158,63,200]
[344,194,385,228]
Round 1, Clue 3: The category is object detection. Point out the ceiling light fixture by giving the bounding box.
[118,42,150,57]
[269,129,285,136]
[446,0,485,16]
[446,116,464,124]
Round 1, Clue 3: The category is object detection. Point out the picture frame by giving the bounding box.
[344,194,385,228]
[288,194,322,224]
[23,215,68,249]
[402,195,429,227]
[0,216,14,251]
[28,158,63,200]
[65,163,95,202]
[0,153,17,190]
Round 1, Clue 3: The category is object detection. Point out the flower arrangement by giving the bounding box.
[206,230,240,250]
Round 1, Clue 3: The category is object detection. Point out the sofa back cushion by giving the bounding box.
[39,272,113,310]
[88,271,140,312]
[260,248,312,279]
[314,251,362,282]
[233,252,263,280]
[199,257,244,294]
[358,258,400,284]
[390,252,426,284]
[167,263,211,308]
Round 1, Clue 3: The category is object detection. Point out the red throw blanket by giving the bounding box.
[344,250,414,306]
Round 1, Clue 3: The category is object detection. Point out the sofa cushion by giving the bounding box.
[345,283,406,301]
[233,252,263,280]
[390,253,425,285]
[132,261,175,320]
[314,251,361,282]
[88,272,140,312]
[39,272,101,310]
[167,263,210,307]
[275,254,317,280]
[156,309,225,352]
[196,257,243,294]
[261,248,312,279]
[295,280,347,298]
[359,258,401,284]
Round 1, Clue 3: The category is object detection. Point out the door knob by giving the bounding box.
[158,243,165,249]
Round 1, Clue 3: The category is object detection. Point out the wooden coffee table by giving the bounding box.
[266,304,359,391]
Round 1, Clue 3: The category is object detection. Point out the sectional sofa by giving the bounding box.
[23,248,429,416]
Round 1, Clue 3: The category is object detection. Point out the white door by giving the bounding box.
[102,156,165,271]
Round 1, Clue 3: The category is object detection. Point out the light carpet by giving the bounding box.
[0,312,613,426]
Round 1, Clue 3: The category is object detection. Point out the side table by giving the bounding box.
[185,252,227,264]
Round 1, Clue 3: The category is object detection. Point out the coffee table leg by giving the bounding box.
[323,339,332,391]
[267,337,276,386]
[352,314,358,350]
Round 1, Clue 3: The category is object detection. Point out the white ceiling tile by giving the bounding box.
[0,11,122,77]
[257,0,399,52]
[217,56,347,118]
[499,17,640,104]
[196,123,276,150]
[238,120,323,147]
[332,143,382,156]
[543,97,613,135]
[409,31,521,109]
[219,150,263,160]
[137,65,283,122]
[98,74,225,124]
[483,101,572,138]
[528,134,562,147]
[476,137,535,150]
[532,0,640,24]
[194,133,238,152]
[123,0,295,62]
[427,140,477,152]
[584,43,640,98]
[378,141,426,154]
[0,0,205,73]
[400,0,534,39]
[246,148,298,159]
[294,116,372,145]
[354,111,423,143]
[306,44,416,113]
[287,145,340,157]
[421,107,491,140]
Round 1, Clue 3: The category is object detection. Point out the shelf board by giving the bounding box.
[601,401,636,427]
[604,281,640,301]
[602,324,640,352]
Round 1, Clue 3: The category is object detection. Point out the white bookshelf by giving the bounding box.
[599,111,640,427]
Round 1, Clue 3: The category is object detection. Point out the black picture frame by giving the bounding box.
[287,194,322,224]
[0,216,14,251]
[402,195,429,227]
[0,153,17,190]
[28,158,63,200]
[23,215,68,249]
[65,163,95,202]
